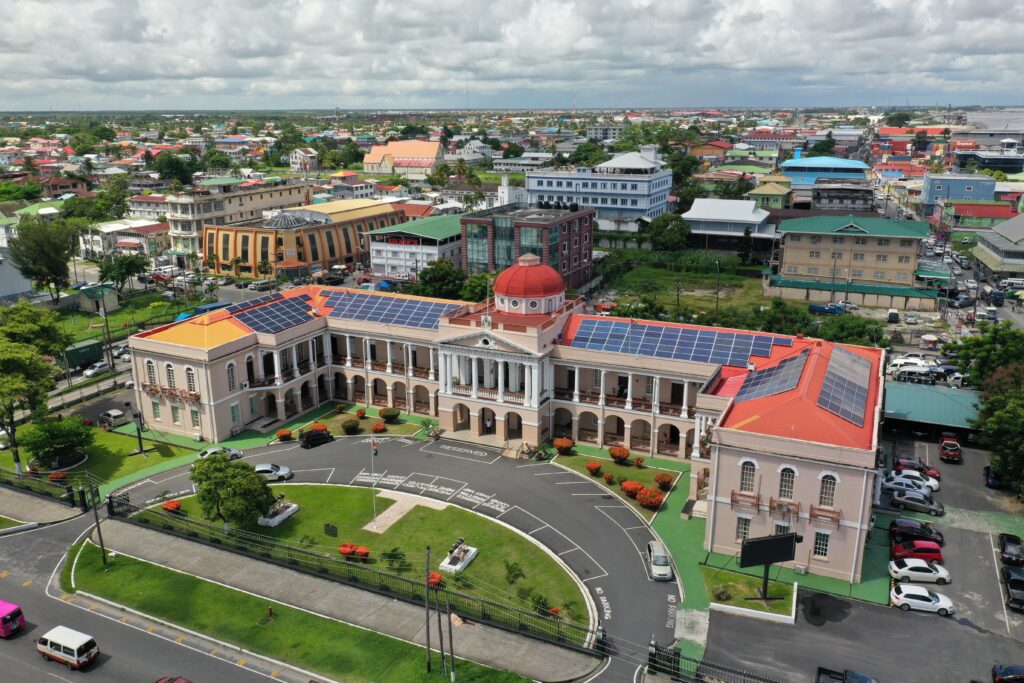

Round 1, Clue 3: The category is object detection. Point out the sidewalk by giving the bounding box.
[100,520,601,682]
[0,486,80,524]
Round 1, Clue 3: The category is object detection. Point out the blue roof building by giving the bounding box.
[779,156,870,187]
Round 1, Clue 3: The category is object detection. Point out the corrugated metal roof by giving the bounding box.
[883,382,978,429]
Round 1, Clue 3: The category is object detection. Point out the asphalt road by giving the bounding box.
[123,436,681,681]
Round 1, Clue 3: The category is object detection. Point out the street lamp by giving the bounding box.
[714,260,721,322]
[125,401,144,455]
[830,251,843,302]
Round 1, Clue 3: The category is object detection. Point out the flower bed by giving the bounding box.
[276,429,293,441]
[654,473,674,491]
[161,499,181,513]
[608,446,630,464]
[636,487,664,511]
[310,422,329,433]
[371,422,386,433]
[585,461,602,476]
[553,437,574,455]
[620,480,643,498]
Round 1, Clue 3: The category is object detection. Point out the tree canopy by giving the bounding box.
[884,111,914,127]
[7,217,78,304]
[569,142,611,167]
[949,322,1024,386]
[0,342,57,473]
[0,181,43,202]
[403,259,466,300]
[0,300,72,358]
[645,213,691,252]
[18,416,94,469]
[151,151,196,185]
[460,272,492,302]
[503,143,525,159]
[99,254,151,294]
[190,455,275,527]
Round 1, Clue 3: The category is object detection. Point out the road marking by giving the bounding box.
[21,578,31,587]
[270,672,279,678]
[596,506,651,580]
[554,481,595,485]
[88,603,98,611]
[120,616,129,622]
[558,548,580,556]
[237,658,247,666]
[176,635,185,643]
[516,462,550,468]
[210,647,220,656]
[146,626,155,633]
[470,493,494,510]
[528,525,550,535]
[533,471,573,476]
[445,482,467,501]
[991,532,1012,637]
[325,467,335,483]
[571,493,612,496]
[0,570,8,578]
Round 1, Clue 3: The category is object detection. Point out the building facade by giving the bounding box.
[526,146,672,232]
[953,139,1024,175]
[460,203,595,288]
[811,180,874,213]
[362,140,443,181]
[586,124,627,142]
[681,198,774,249]
[973,215,1024,276]
[78,218,166,259]
[920,173,996,217]
[128,194,170,221]
[368,214,463,281]
[126,254,883,583]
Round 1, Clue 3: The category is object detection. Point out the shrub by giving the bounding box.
[608,446,630,463]
[633,456,645,468]
[549,607,561,617]
[161,499,181,513]
[654,473,674,491]
[552,437,574,455]
[355,408,366,419]
[713,587,732,601]
[83,418,94,427]
[341,419,360,435]
[585,461,602,476]
[371,422,386,433]
[637,487,665,510]
[338,543,357,559]
[276,428,293,441]
[355,546,370,562]
[47,471,69,483]
[620,480,644,498]
[310,422,328,433]
[530,594,551,614]
[428,571,443,587]
[603,472,616,485]
[379,407,400,423]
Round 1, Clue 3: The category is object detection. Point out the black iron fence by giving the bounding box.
[649,640,783,683]
[107,492,595,652]
[0,467,104,511]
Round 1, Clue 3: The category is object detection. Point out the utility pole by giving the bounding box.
[435,585,447,676]
[446,590,456,680]
[90,485,107,566]
[424,545,432,673]
[674,279,682,320]
[714,260,721,323]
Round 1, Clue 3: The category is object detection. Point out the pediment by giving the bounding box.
[439,331,535,356]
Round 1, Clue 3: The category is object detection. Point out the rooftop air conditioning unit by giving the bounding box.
[242,381,249,389]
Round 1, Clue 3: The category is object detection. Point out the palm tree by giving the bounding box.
[231,256,243,277]
[452,158,469,180]
[258,260,273,278]
[467,190,486,210]
[503,560,525,598]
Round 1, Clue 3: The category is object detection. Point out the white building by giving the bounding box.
[493,152,554,173]
[526,146,672,232]
[78,218,165,259]
[128,194,169,220]
[586,124,627,141]
[681,198,774,248]
[367,213,463,281]
[290,148,318,172]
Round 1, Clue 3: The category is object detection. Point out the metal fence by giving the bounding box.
[649,640,783,683]
[108,492,595,652]
[0,467,104,511]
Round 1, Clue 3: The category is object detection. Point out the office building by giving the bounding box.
[368,214,463,282]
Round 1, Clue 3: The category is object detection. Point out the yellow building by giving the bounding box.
[203,199,406,278]
[362,140,444,181]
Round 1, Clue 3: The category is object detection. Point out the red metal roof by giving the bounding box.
[950,203,1017,219]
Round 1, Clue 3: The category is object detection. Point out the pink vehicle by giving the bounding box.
[0,600,25,637]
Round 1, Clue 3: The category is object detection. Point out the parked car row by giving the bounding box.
[888,517,954,616]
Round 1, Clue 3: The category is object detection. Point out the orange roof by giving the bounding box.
[139,314,251,349]
[363,140,441,164]
[394,203,435,218]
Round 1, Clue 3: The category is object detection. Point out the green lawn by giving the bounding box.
[0,514,23,529]
[554,453,678,520]
[175,484,587,622]
[613,266,767,314]
[70,541,525,683]
[319,412,423,437]
[58,291,212,342]
[700,566,794,616]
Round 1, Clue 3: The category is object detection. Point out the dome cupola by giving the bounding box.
[492,253,566,315]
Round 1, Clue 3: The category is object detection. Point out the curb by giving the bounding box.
[0,522,38,535]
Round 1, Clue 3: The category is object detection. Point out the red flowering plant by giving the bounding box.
[355,546,370,562]
[428,571,443,587]
[585,461,602,476]
[371,422,387,433]
[654,473,674,491]
[355,408,366,419]
[620,480,644,498]
[632,456,645,468]
[161,499,181,513]
[637,488,665,510]
[608,446,630,464]
[552,437,574,455]
[338,543,357,558]
[603,472,616,485]
[310,422,328,433]
[47,471,69,483]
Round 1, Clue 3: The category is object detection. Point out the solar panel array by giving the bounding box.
[321,291,462,329]
[568,318,792,367]
[225,292,283,313]
[236,296,315,333]
[735,349,809,403]
[817,346,872,427]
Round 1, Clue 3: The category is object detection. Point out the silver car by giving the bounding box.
[891,490,944,516]
[647,540,673,581]
[196,446,243,460]
[254,463,293,481]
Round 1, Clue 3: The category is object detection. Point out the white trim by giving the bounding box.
[812,527,834,536]
[738,456,759,469]
[734,511,754,520]
[776,463,799,476]
[817,470,841,483]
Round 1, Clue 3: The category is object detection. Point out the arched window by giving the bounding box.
[165,364,176,389]
[146,360,156,385]
[739,461,756,493]
[186,368,197,393]
[779,468,795,500]
[226,362,237,392]
[819,475,837,507]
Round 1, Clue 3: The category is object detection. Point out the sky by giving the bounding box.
[2,0,1023,111]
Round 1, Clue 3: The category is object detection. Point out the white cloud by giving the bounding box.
[0,0,1021,110]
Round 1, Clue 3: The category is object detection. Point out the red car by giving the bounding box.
[894,457,941,481]
[151,272,172,283]
[891,539,944,565]
[939,433,962,463]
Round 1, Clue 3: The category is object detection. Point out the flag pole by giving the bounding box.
[370,435,378,521]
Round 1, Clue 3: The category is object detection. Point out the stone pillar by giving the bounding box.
[525,365,534,407]
[386,341,393,374]
[364,338,372,370]
[573,366,580,402]
[406,344,414,378]
[273,351,282,385]
[691,415,702,458]
[598,369,607,407]
[683,380,690,413]
[471,357,479,398]
[322,332,331,365]
[348,378,356,402]
[439,353,448,393]
[497,360,505,402]
[429,348,436,381]
[652,377,660,414]
[625,372,634,410]
[345,335,352,367]
[309,338,317,373]
[597,414,605,448]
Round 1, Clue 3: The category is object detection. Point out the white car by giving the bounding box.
[254,463,294,481]
[895,352,932,362]
[888,558,950,585]
[0,428,8,450]
[966,279,978,289]
[952,267,963,276]
[890,583,955,616]
[904,313,919,325]
[891,469,940,492]
[82,361,111,377]
[887,358,933,374]
[195,446,243,460]
[881,475,931,494]
[835,300,859,311]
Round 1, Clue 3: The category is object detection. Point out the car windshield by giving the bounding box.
[893,559,907,569]
[266,465,279,473]
[927,591,939,601]
[652,556,670,567]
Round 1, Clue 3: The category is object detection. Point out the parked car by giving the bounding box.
[992,663,1024,682]
[82,361,111,378]
[111,344,129,357]
[217,277,233,286]
[999,534,1024,566]
[646,540,673,581]
[254,463,294,481]
[891,539,945,564]
[891,489,944,516]
[300,430,334,449]
[234,279,248,289]
[895,352,932,362]
[889,518,944,546]
[966,279,979,289]
[889,469,940,491]
[0,428,8,450]
[938,440,961,463]
[894,458,941,481]
[904,313,919,325]
[835,300,859,311]
[881,475,930,495]
[1003,566,1024,612]
[984,465,1007,489]
[888,557,950,585]
[195,446,242,460]
[890,583,954,616]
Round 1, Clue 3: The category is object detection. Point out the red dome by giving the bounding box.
[493,254,565,298]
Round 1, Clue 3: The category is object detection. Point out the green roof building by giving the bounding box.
[367,214,464,281]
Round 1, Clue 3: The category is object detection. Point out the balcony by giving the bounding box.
[391,362,406,375]
[768,498,801,516]
[248,376,275,388]
[554,388,574,401]
[412,366,430,379]
[451,384,472,397]
[809,505,841,524]
[730,490,761,510]
[371,360,387,372]
[659,403,682,416]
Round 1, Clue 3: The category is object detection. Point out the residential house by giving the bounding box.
[920,173,996,217]
[492,152,555,173]
[79,218,166,259]
[972,214,1024,276]
[681,198,773,250]
[688,140,732,162]
[290,148,319,173]
[362,140,444,181]
[811,179,874,213]
[745,174,794,210]
[586,124,627,142]
[128,194,170,221]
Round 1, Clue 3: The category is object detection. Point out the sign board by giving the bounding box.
[324,523,337,537]
[739,532,799,568]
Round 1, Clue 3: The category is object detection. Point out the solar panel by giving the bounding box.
[735,350,809,403]
[568,319,793,367]
[225,292,283,313]
[236,297,315,333]
[816,347,872,427]
[323,291,461,329]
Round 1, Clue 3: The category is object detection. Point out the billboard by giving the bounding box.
[739,533,799,568]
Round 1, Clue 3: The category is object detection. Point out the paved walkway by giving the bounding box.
[0,486,81,524]
[362,489,447,533]
[100,520,601,682]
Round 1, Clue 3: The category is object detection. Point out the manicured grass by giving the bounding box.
[0,514,23,529]
[554,452,677,520]
[58,291,205,342]
[321,412,423,436]
[613,266,767,314]
[71,541,526,683]
[175,484,588,623]
[700,566,794,616]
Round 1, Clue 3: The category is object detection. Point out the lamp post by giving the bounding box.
[830,251,842,302]
[714,260,721,322]
[125,401,144,454]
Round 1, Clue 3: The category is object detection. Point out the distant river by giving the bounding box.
[965,109,1024,130]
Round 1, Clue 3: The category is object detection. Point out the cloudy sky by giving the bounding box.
[2,0,1022,111]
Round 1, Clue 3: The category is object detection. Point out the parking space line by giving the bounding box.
[534,471,574,476]
[990,532,1012,637]
[555,481,595,485]
[516,462,550,468]
[528,525,550,535]
[595,507,650,579]
[471,493,494,510]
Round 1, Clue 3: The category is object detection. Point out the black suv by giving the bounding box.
[300,430,334,449]
[1002,566,1024,612]
[889,518,944,546]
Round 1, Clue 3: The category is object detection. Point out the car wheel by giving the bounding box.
[278,476,285,481]
[66,662,74,671]
[936,578,947,585]
[899,575,910,583]
[928,509,938,516]
[893,534,903,542]
[40,653,49,662]
[938,608,948,616]
[900,603,910,611]
[897,503,906,510]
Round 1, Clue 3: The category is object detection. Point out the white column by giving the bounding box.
[691,415,702,458]
[345,335,352,367]
[364,339,371,369]
[497,360,505,402]
[573,367,580,402]
[273,351,282,384]
[439,353,448,393]
[653,376,661,414]
[625,372,634,410]
[308,338,316,373]
[406,344,413,378]
[386,341,393,373]
[598,369,606,407]
[471,358,479,398]
[683,380,690,414]
[322,332,331,365]
[525,364,534,407]
[428,348,436,381]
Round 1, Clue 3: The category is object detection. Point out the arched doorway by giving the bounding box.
[334,372,348,400]
[505,412,523,440]
[452,403,471,432]
[578,411,599,444]
[283,389,296,418]
[392,381,407,410]
[630,418,651,451]
[352,376,366,402]
[684,426,696,456]
[316,374,327,404]
[553,408,573,438]
[265,393,278,418]
[372,378,387,406]
[658,424,681,456]
[299,381,313,410]
[413,385,430,414]
[604,415,624,445]
[479,407,497,436]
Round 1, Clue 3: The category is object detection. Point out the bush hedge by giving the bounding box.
[637,487,664,510]
[608,446,630,464]
[553,437,574,455]
[620,480,643,498]
[342,419,360,435]
[654,473,674,491]
[276,428,292,441]
[379,407,400,423]
[585,461,602,476]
